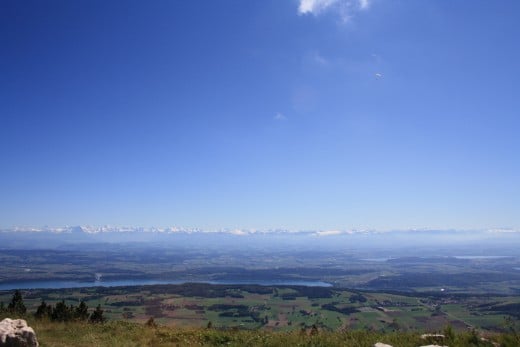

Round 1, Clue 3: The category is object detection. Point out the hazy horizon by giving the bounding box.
[1,224,520,234]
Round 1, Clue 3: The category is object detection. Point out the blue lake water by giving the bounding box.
[361,256,516,262]
[361,258,393,262]
[453,255,514,259]
[0,279,332,291]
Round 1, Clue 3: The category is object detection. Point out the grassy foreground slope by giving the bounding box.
[11,319,519,347]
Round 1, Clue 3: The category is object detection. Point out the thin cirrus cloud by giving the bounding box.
[274,112,287,121]
[298,0,371,19]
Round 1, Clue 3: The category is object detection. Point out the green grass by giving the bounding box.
[15,318,518,347]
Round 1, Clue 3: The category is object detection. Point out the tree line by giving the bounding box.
[0,290,105,323]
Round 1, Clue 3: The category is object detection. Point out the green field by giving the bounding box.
[2,283,519,334]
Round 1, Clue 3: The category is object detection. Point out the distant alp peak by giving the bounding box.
[69,226,85,234]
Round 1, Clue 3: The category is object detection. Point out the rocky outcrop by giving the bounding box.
[0,319,38,347]
[374,343,448,347]
[420,333,447,347]
[421,334,445,340]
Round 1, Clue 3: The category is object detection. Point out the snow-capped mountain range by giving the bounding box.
[0,225,518,236]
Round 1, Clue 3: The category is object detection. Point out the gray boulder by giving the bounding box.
[0,319,39,347]
[373,343,393,347]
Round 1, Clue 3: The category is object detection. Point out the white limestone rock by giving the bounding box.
[0,319,39,347]
[421,334,445,339]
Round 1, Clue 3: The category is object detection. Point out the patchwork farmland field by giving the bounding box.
[2,283,519,333]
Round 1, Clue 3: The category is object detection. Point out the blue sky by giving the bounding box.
[1,0,519,230]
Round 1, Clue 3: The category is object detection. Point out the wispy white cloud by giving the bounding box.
[298,0,338,15]
[274,112,287,121]
[298,0,371,20]
[311,52,329,66]
[359,0,370,10]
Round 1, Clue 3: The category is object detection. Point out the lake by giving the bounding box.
[0,278,332,291]
[453,255,514,259]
